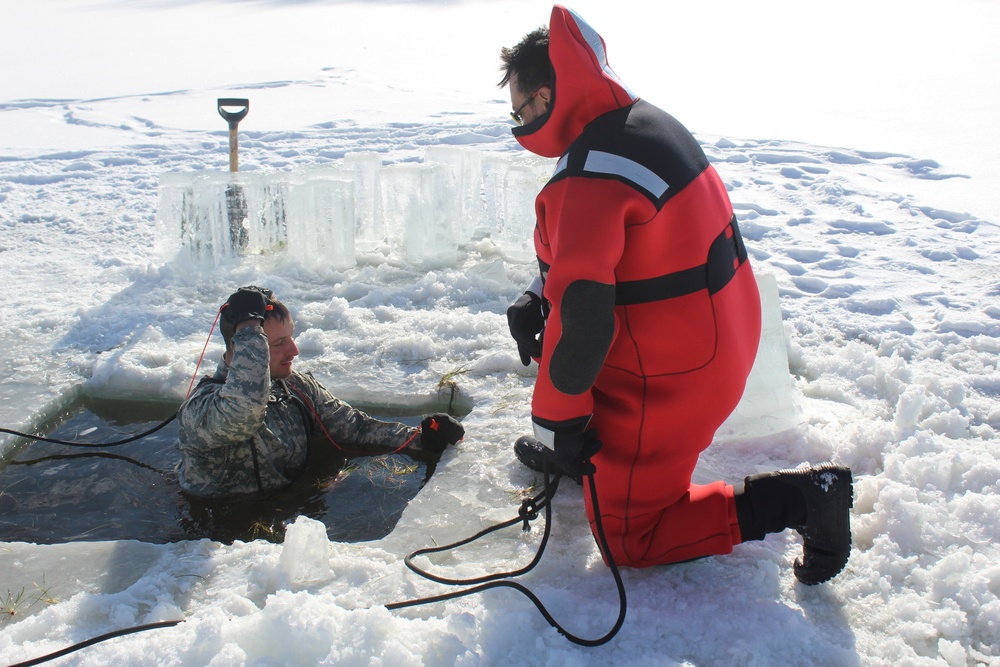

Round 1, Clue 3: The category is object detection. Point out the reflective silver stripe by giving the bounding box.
[552,154,569,178]
[566,8,637,101]
[533,421,557,450]
[584,151,669,199]
[526,275,544,297]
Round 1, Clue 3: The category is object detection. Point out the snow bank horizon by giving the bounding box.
[3,0,998,220]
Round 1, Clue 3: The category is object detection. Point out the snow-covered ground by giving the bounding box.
[1,1,999,665]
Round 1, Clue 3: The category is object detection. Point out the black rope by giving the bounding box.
[7,451,171,474]
[395,473,559,587]
[0,412,177,448]
[5,619,184,667]
[387,462,628,647]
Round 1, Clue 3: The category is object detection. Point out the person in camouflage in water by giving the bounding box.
[177,286,464,499]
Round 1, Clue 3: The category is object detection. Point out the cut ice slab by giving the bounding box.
[716,272,800,440]
[156,171,292,263]
[155,148,555,271]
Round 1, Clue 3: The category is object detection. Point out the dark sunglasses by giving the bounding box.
[510,89,541,126]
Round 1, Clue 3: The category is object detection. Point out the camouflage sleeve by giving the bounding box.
[179,326,270,450]
[293,372,418,456]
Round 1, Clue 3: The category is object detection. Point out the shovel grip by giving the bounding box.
[217,98,250,129]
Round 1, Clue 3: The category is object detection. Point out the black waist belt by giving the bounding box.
[615,214,748,306]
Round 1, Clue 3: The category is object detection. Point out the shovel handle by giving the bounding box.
[218,98,249,173]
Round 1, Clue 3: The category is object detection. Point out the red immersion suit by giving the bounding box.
[515,6,762,566]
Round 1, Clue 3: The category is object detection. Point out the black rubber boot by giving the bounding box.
[735,463,853,585]
[513,435,582,485]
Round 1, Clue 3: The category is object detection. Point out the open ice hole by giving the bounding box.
[0,393,466,546]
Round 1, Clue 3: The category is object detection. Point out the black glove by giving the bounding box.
[533,417,602,479]
[222,286,272,326]
[507,291,544,366]
[419,414,465,454]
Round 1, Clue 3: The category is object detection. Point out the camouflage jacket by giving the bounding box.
[177,325,418,499]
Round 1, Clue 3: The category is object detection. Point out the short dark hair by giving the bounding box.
[498,26,551,93]
[219,292,290,352]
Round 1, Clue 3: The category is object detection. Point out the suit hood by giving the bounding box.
[512,5,638,158]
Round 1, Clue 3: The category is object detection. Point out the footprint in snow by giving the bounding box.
[791,275,829,294]
[828,219,895,236]
[786,248,827,263]
[844,296,901,315]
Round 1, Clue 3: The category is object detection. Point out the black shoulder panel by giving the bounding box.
[549,100,710,207]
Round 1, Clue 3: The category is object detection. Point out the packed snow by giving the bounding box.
[1,0,999,665]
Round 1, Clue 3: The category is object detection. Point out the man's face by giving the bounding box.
[263,316,298,379]
[509,71,550,127]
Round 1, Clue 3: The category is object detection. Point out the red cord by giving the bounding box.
[286,381,421,456]
[185,308,223,399]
